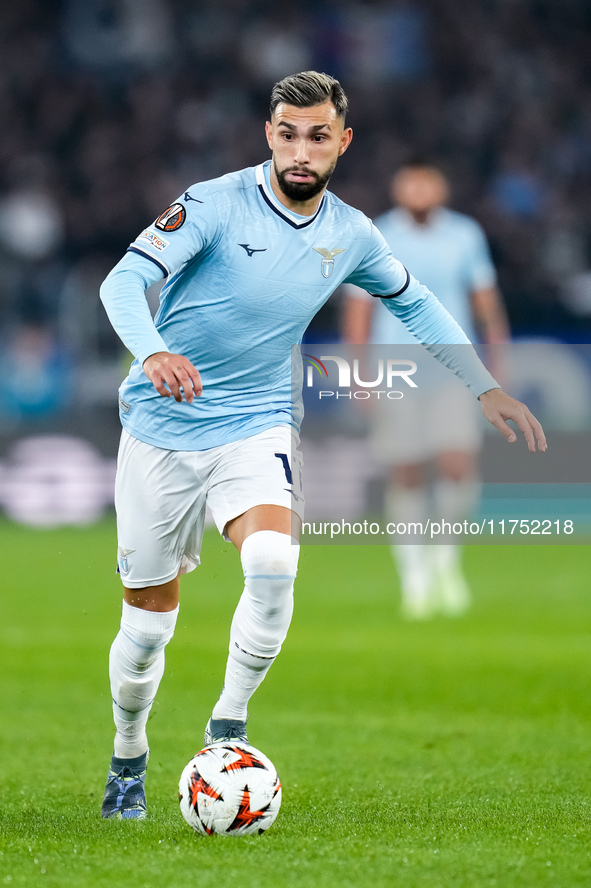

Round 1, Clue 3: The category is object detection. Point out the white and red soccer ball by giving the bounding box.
[179,742,282,836]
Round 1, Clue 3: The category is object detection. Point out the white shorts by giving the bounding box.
[114,425,304,588]
[370,383,483,465]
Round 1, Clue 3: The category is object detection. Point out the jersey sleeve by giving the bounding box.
[126,185,220,279]
[346,222,499,396]
[344,223,410,296]
[99,250,172,366]
[100,185,221,367]
[381,279,500,396]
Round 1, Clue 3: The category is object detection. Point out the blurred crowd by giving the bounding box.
[1,0,591,405]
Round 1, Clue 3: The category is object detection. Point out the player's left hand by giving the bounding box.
[478,388,547,453]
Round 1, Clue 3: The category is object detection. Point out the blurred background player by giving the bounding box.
[344,160,510,619]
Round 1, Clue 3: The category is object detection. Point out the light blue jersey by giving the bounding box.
[100,162,497,450]
[369,207,497,344]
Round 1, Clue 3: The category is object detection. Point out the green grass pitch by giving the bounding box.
[1,518,590,887]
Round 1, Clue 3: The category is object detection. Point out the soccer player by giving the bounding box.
[343,161,510,619]
[98,71,545,819]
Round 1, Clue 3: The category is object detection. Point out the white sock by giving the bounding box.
[431,543,460,571]
[110,600,178,759]
[432,476,480,527]
[385,484,432,606]
[431,478,477,614]
[393,542,430,593]
[430,475,479,574]
[212,531,299,721]
[385,484,428,532]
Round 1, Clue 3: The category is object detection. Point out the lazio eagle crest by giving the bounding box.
[313,247,347,278]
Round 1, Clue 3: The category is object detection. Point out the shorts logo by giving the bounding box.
[138,228,169,252]
[313,247,347,278]
[117,547,136,575]
[155,203,186,231]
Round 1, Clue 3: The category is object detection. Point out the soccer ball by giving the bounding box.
[178,742,282,836]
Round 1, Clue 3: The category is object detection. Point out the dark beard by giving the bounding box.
[274,159,336,202]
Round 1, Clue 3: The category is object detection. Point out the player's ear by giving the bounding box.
[439,175,451,206]
[338,127,353,156]
[265,120,273,150]
[389,174,399,205]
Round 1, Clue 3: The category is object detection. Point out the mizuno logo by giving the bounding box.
[184,192,203,203]
[239,243,267,257]
[313,247,347,278]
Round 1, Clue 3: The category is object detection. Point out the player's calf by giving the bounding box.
[212,531,299,722]
[109,601,179,759]
[104,600,178,818]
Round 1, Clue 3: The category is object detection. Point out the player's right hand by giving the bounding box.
[143,352,203,403]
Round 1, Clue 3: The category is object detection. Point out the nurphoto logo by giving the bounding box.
[302,353,418,400]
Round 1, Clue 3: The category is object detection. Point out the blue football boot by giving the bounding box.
[101,750,149,820]
[204,717,248,745]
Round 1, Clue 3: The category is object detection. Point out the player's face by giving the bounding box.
[266,101,353,211]
[392,168,449,216]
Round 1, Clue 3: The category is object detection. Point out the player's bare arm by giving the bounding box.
[479,387,547,453]
[341,288,374,344]
[143,351,202,403]
[471,285,510,345]
[470,285,510,388]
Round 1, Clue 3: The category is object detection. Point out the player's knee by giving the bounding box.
[240,530,299,578]
[241,530,299,606]
[234,530,299,655]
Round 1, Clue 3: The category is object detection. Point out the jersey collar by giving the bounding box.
[256,162,325,229]
[396,206,448,231]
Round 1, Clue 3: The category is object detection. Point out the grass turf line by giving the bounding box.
[0,518,590,887]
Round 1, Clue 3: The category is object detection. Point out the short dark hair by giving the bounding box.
[270,71,348,120]
[398,155,442,174]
